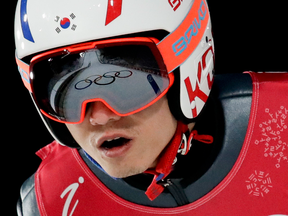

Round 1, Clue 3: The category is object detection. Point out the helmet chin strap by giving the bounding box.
[144,121,213,201]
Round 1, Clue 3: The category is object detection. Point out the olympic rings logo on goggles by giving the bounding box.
[75,70,133,89]
[15,0,209,124]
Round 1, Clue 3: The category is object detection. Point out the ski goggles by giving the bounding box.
[16,37,174,124]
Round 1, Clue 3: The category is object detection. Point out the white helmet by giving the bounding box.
[15,0,214,146]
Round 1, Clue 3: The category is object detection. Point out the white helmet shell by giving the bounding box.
[179,19,214,119]
[15,0,195,59]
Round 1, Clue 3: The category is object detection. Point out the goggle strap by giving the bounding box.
[15,55,32,92]
[157,0,209,73]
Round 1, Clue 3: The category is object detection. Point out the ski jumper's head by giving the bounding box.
[15,0,214,178]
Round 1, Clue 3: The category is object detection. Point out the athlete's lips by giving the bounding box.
[97,133,132,148]
[96,133,133,158]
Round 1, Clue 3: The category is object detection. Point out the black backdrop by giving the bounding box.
[5,1,288,214]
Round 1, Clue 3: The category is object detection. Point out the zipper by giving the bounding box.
[160,179,189,206]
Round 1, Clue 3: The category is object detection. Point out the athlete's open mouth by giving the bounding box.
[101,137,131,149]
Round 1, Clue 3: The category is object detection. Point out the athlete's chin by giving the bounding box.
[102,157,159,178]
[104,165,148,179]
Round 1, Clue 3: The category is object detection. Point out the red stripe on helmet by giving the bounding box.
[105,0,123,26]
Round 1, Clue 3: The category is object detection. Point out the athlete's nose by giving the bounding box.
[89,101,121,126]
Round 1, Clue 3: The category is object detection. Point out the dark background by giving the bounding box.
[5,0,288,214]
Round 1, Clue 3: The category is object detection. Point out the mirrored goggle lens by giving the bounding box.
[32,44,171,123]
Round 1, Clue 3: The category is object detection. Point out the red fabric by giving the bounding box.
[35,72,288,215]
[190,130,213,144]
[145,122,188,200]
[144,124,213,201]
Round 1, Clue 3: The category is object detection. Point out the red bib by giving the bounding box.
[35,72,288,216]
